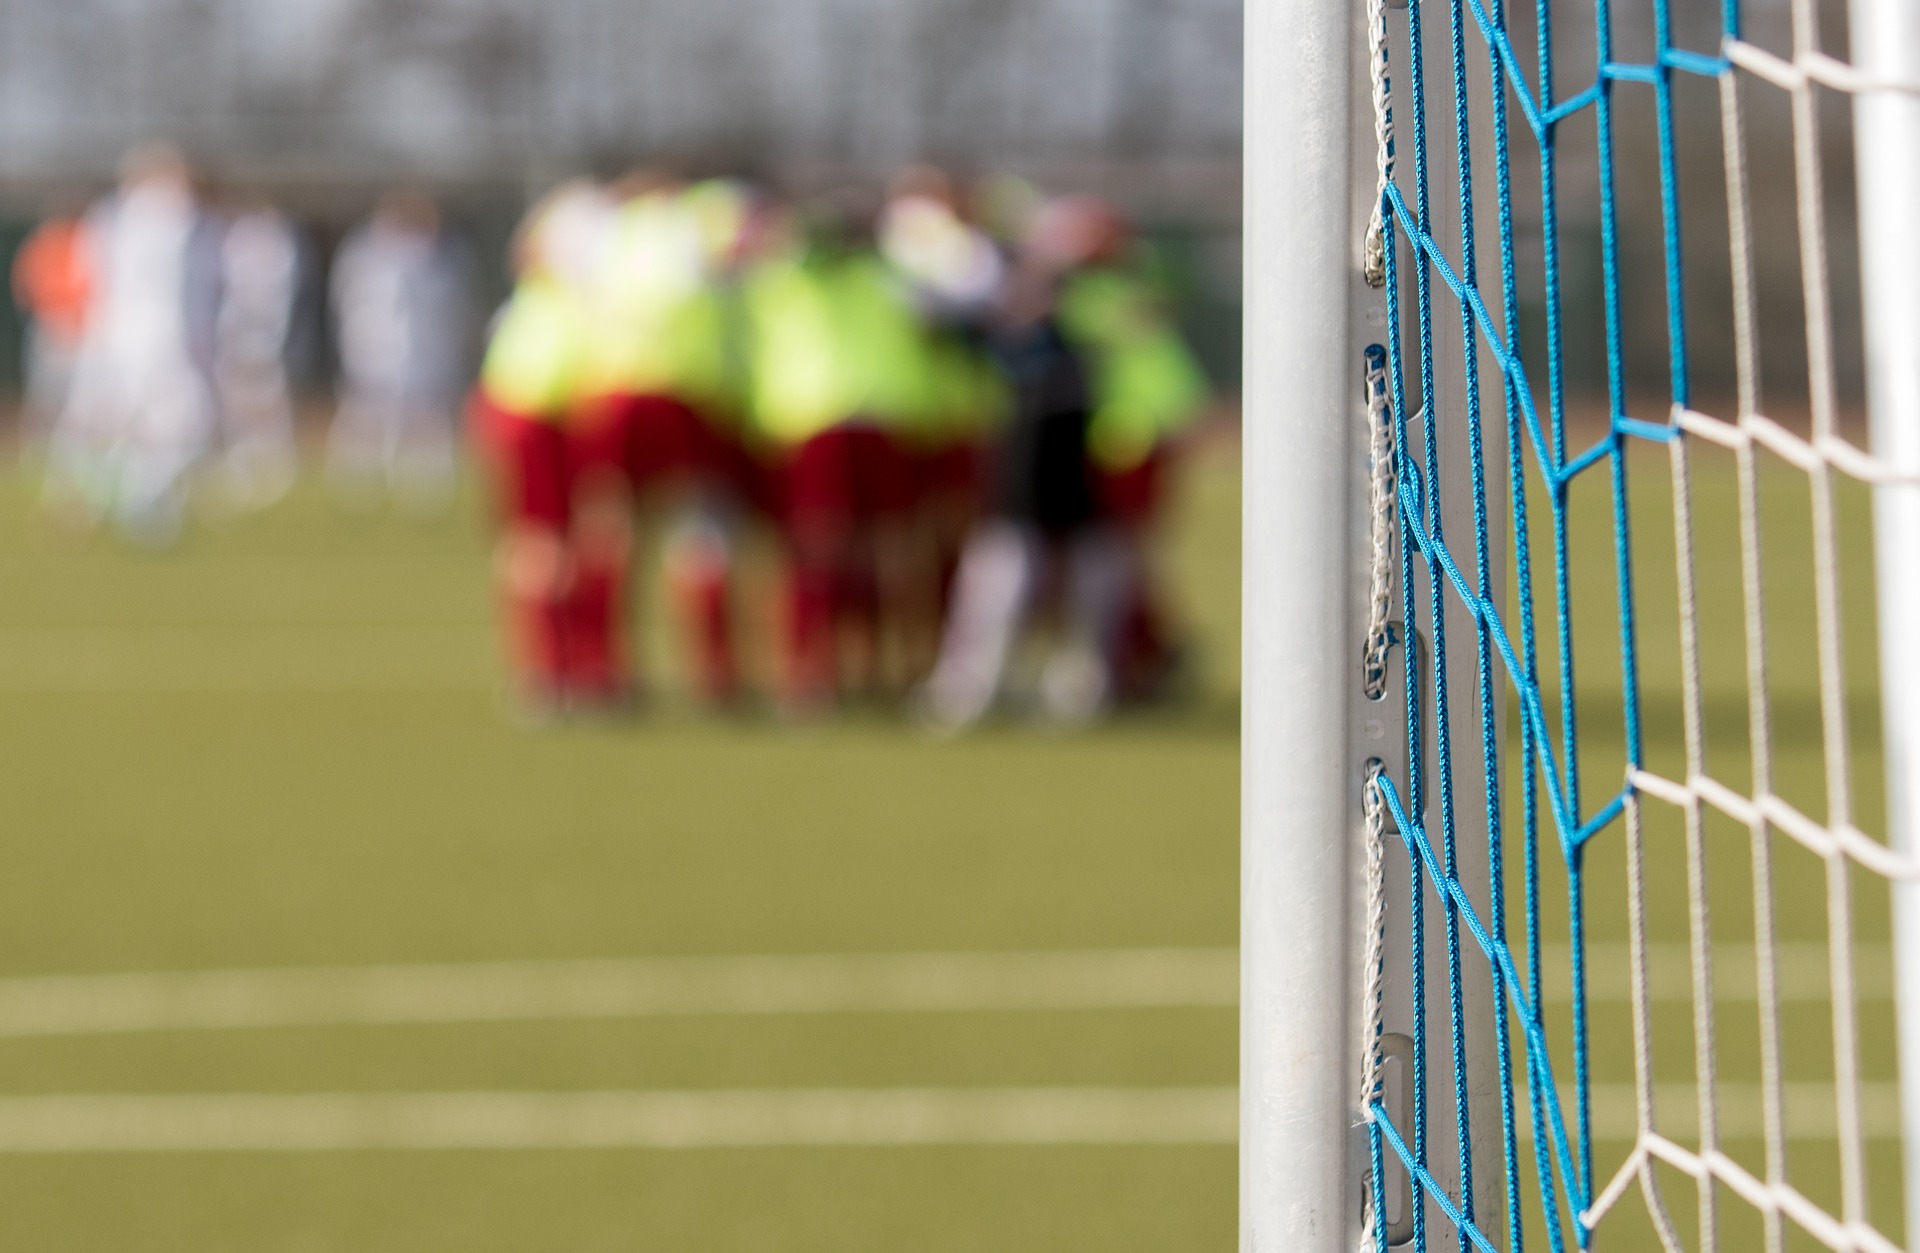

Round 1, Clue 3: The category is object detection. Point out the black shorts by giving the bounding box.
[988,407,1096,535]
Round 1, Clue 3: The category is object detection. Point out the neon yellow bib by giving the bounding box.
[1058,267,1210,470]
[480,276,586,420]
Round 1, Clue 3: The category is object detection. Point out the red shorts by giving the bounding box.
[1096,449,1168,528]
[470,390,570,529]
[781,425,918,530]
[915,441,982,505]
[569,392,744,495]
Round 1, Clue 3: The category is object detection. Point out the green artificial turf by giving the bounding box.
[1499,435,1901,1250]
[0,435,1897,1250]
[0,452,1242,1252]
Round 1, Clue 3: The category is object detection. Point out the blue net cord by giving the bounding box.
[1354,0,1730,1244]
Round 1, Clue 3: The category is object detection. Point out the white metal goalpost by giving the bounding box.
[1857,0,1920,1245]
[1244,0,1920,1247]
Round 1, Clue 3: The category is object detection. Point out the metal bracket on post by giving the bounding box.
[1379,1032,1418,1247]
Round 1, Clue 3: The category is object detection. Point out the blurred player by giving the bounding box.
[329,188,472,517]
[12,199,93,458]
[212,194,301,510]
[46,144,222,546]
[469,182,601,716]
[743,201,937,713]
[564,174,749,707]
[876,167,1007,639]
[1039,197,1210,701]
[921,195,1207,727]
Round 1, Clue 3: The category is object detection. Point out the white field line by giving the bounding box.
[0,1088,1238,1153]
[0,949,1241,1039]
[0,1082,1889,1153]
[0,677,487,694]
[1540,941,1893,1003]
[0,942,1880,1041]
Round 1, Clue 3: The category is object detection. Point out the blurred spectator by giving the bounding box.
[327,188,471,517]
[45,144,221,546]
[11,199,93,456]
[212,194,301,509]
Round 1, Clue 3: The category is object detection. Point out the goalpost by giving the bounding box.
[1859,1,1920,1245]
[1244,0,1920,1248]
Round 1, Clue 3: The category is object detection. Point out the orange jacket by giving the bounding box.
[12,219,92,344]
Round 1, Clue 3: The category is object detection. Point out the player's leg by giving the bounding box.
[1096,448,1188,701]
[389,402,459,520]
[326,382,391,511]
[920,518,1043,728]
[862,427,935,695]
[662,492,739,705]
[215,353,298,511]
[922,438,981,614]
[779,427,855,715]
[656,401,745,707]
[111,358,214,547]
[1039,521,1134,723]
[571,392,746,709]
[564,394,639,708]
[472,392,573,715]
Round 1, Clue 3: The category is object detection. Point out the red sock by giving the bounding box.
[507,590,570,697]
[836,559,879,642]
[784,559,836,706]
[567,560,629,697]
[1118,585,1178,698]
[671,552,737,703]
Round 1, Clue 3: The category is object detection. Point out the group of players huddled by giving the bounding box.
[472,167,1212,729]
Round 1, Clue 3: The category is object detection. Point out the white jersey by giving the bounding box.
[331,220,469,408]
[49,178,221,539]
[65,181,217,446]
[217,210,299,374]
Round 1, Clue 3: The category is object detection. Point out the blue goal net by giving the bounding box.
[1351,0,1920,1249]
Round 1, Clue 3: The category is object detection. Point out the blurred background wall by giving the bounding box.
[0,0,1866,408]
[0,0,1245,395]
[0,0,1240,200]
